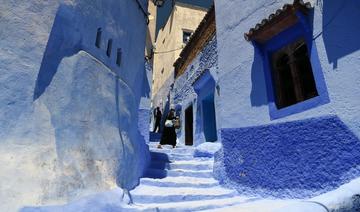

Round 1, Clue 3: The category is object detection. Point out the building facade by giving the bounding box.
[145,0,157,64]
[0,0,150,210]
[152,2,207,111]
[172,6,218,146]
[213,0,360,198]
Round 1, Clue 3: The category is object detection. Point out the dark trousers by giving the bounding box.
[153,119,161,133]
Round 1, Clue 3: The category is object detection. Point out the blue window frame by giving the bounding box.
[255,12,329,119]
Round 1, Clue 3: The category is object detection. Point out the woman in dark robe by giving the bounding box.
[158,109,177,148]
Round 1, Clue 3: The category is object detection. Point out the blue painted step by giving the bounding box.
[140,177,219,188]
[149,145,195,155]
[166,169,213,178]
[143,196,252,212]
[143,168,213,179]
[149,132,162,142]
[148,160,170,170]
[150,152,194,161]
[132,186,237,204]
[143,168,167,179]
[167,160,213,170]
[150,152,170,162]
[149,160,212,170]
[130,142,243,210]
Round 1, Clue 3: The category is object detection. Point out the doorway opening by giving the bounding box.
[185,105,193,146]
[202,94,217,142]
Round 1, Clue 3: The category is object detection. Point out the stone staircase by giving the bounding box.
[149,132,162,142]
[129,142,251,211]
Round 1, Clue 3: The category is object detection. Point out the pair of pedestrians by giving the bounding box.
[153,107,178,149]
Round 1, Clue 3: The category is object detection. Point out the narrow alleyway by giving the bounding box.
[129,136,253,211]
[21,134,338,212]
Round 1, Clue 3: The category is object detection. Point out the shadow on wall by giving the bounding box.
[250,47,268,107]
[33,3,149,193]
[141,63,151,98]
[115,77,149,190]
[322,0,360,69]
[115,79,129,189]
[33,4,81,100]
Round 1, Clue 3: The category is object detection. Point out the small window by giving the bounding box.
[183,31,192,44]
[95,28,102,48]
[106,39,113,57]
[270,38,318,109]
[161,68,164,74]
[116,48,122,66]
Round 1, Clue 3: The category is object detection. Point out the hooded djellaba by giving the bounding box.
[158,109,177,148]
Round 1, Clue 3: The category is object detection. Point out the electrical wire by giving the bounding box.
[154,46,184,54]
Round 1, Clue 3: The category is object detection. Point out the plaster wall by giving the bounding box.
[214,0,360,198]
[215,0,360,133]
[173,36,219,146]
[0,0,149,210]
[145,1,157,64]
[152,3,207,102]
[138,61,153,142]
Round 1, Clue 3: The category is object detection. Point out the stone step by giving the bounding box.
[149,132,162,142]
[150,152,171,162]
[131,185,238,204]
[166,169,213,178]
[143,168,213,179]
[149,160,213,171]
[138,196,253,212]
[140,176,219,188]
[150,152,195,162]
[170,160,213,170]
[149,146,195,155]
[143,168,167,179]
[148,160,170,170]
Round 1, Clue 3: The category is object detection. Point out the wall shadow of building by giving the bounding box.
[33,4,81,101]
[250,46,268,107]
[322,0,360,69]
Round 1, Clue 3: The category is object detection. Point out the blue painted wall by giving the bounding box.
[214,0,360,198]
[216,115,360,198]
[202,94,218,142]
[0,0,150,210]
[138,61,153,143]
[172,36,219,146]
[194,70,218,142]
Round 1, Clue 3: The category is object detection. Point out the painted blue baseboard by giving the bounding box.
[216,115,360,198]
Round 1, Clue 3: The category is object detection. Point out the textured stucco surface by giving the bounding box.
[214,0,360,198]
[0,0,149,210]
[172,36,219,146]
[152,3,207,100]
[214,0,360,133]
[215,116,360,198]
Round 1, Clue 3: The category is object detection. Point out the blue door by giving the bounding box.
[202,94,217,142]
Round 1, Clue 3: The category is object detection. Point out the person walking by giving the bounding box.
[153,107,162,133]
[158,109,177,149]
